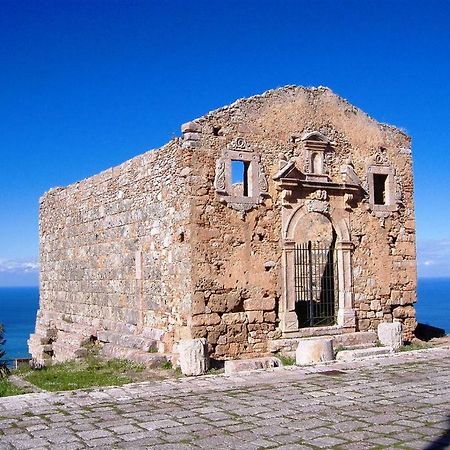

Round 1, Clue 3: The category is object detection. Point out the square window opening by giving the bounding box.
[231,160,250,197]
[373,173,388,205]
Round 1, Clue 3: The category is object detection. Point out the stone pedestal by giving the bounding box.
[296,338,334,365]
[377,322,403,349]
[178,338,209,376]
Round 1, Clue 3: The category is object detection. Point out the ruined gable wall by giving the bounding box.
[32,139,194,361]
[186,86,416,358]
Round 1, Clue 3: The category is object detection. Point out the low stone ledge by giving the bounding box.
[101,344,168,368]
[336,346,394,361]
[224,357,281,374]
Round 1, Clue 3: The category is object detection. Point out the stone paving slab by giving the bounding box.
[0,347,450,449]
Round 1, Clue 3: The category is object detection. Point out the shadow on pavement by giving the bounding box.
[423,414,450,450]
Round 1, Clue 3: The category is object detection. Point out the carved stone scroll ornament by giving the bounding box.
[374,152,388,165]
[323,151,334,174]
[344,193,354,211]
[309,189,328,201]
[214,158,227,194]
[258,164,269,194]
[228,137,251,151]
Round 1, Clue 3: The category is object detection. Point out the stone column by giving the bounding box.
[280,240,298,332]
[336,240,356,328]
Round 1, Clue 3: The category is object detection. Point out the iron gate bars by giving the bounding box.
[294,241,337,327]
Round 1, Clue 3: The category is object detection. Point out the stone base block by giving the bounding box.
[178,338,209,376]
[296,338,334,365]
[224,357,281,374]
[378,322,403,349]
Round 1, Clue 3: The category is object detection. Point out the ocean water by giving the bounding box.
[0,279,449,360]
[0,287,39,361]
[416,278,450,334]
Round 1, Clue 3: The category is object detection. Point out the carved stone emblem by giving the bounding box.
[374,152,388,165]
[228,137,251,151]
[305,199,330,214]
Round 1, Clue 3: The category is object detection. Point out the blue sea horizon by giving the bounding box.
[0,278,449,360]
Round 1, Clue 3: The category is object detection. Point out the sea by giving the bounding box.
[0,279,449,361]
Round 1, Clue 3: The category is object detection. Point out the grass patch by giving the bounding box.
[0,378,25,397]
[17,358,145,392]
[276,353,296,366]
[161,360,173,370]
[397,342,433,352]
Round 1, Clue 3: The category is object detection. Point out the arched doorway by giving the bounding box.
[280,205,356,334]
[291,212,337,328]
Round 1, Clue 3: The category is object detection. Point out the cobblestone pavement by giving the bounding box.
[1,347,449,450]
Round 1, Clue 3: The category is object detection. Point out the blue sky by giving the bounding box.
[0,0,449,286]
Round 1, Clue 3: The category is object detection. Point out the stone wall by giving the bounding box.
[30,140,194,362]
[184,86,416,358]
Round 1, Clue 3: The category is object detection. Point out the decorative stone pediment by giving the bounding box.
[273,156,362,199]
[301,131,330,143]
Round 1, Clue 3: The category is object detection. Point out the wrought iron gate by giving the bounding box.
[294,241,337,327]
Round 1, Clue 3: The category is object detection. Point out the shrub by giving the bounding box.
[0,324,10,378]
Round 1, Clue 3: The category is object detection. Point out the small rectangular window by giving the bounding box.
[373,174,388,205]
[231,160,250,197]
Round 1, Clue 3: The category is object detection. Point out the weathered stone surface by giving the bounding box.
[101,343,168,368]
[30,86,417,363]
[336,346,394,361]
[224,356,281,374]
[378,322,403,349]
[296,338,334,365]
[2,347,450,450]
[178,338,209,376]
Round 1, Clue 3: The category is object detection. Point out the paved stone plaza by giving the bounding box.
[1,347,449,449]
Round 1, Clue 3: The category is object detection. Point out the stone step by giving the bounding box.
[101,343,169,368]
[336,346,394,362]
[270,331,378,355]
[332,331,378,349]
[97,330,159,352]
[224,357,282,374]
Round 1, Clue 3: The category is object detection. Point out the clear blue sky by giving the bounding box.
[1,0,449,286]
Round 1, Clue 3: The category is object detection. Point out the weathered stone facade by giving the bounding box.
[29,86,417,365]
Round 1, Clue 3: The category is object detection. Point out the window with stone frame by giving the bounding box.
[214,138,268,211]
[367,165,396,212]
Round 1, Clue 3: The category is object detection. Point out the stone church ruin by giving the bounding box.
[29,86,417,367]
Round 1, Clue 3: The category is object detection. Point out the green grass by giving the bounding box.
[0,378,25,397]
[397,342,433,352]
[276,353,296,366]
[17,358,145,392]
[161,360,173,370]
